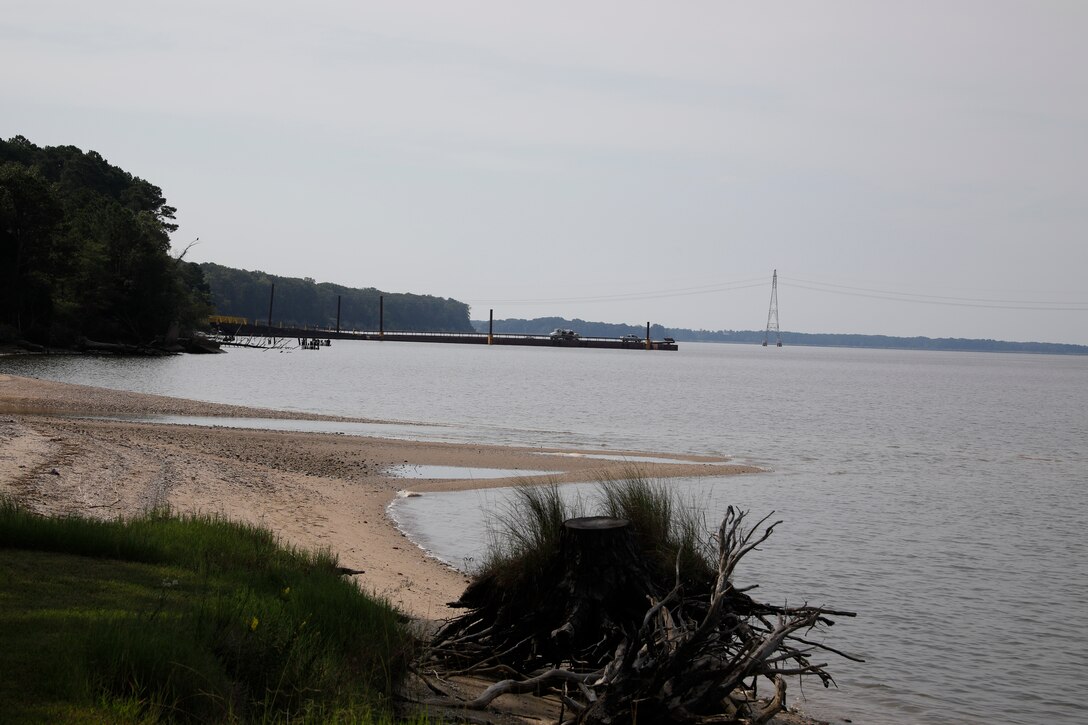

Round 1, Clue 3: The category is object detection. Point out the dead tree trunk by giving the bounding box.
[550,517,661,660]
[433,516,663,671]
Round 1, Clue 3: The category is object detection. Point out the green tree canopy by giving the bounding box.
[0,135,210,345]
[200,263,472,333]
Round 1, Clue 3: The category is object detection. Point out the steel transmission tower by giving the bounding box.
[763,269,782,347]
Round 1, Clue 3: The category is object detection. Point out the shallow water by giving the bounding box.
[78,413,455,441]
[387,464,560,480]
[532,451,717,465]
[5,342,1086,724]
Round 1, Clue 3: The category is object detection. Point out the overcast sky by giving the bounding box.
[4,1,1087,343]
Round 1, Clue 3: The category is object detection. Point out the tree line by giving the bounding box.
[0,135,211,347]
[200,263,472,333]
[473,316,672,339]
[0,135,473,348]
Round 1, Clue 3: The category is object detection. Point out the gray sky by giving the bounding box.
[4,1,1087,343]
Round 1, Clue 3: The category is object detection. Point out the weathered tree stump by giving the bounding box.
[550,517,659,658]
[435,516,664,671]
[427,507,858,725]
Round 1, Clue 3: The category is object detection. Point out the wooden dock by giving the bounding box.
[216,324,678,351]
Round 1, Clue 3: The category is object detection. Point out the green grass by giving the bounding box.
[595,471,716,590]
[480,482,582,589]
[478,472,717,596]
[0,499,419,724]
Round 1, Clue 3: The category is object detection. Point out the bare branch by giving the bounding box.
[463,669,601,710]
[423,508,854,724]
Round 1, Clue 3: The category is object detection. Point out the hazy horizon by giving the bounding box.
[466,313,1087,346]
[5,1,1086,343]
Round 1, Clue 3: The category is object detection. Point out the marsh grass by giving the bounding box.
[0,499,415,724]
[480,481,582,587]
[477,471,716,597]
[595,470,716,590]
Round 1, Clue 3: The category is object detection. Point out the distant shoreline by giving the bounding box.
[471,319,1088,354]
[688,336,1088,355]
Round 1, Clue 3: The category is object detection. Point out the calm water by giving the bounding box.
[4,342,1086,724]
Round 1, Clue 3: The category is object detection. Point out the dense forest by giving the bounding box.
[201,263,472,333]
[474,317,1088,355]
[0,136,211,347]
[0,135,472,348]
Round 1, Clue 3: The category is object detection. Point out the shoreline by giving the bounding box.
[0,373,759,621]
[0,372,838,724]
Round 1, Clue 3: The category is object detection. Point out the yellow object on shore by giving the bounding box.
[208,315,248,325]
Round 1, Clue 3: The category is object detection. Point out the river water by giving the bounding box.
[3,341,1085,724]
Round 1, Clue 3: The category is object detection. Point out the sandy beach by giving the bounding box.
[0,371,842,725]
[0,372,760,621]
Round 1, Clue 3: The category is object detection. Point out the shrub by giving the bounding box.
[596,472,716,591]
[475,472,716,604]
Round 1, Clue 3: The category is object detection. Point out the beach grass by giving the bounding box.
[595,471,716,590]
[480,481,581,585]
[478,471,716,593]
[0,499,417,724]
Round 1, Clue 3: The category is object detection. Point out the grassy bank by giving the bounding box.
[0,500,417,724]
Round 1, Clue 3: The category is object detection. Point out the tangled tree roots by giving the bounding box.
[420,507,860,724]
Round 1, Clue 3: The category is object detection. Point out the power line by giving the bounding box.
[786,276,1088,306]
[463,273,1088,312]
[465,277,768,305]
[783,277,1088,311]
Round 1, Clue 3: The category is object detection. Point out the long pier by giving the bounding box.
[215,323,678,351]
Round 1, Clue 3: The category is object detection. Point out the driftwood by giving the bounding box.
[424,507,859,724]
